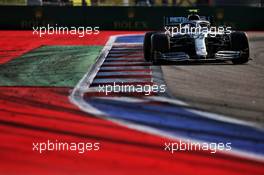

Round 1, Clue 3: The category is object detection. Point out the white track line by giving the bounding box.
[97,72,151,76]
[93,78,151,84]
[102,62,148,65]
[99,66,150,70]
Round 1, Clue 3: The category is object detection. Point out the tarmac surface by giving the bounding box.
[162,32,264,124]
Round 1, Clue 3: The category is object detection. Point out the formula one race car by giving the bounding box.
[144,11,249,64]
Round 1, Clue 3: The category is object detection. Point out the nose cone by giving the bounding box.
[194,37,208,57]
[196,48,207,56]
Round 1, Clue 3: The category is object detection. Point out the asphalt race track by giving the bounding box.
[162,32,264,124]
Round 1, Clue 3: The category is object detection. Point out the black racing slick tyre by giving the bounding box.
[151,33,170,65]
[230,32,249,64]
[143,32,156,62]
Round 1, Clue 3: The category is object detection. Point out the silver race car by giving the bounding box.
[144,11,249,64]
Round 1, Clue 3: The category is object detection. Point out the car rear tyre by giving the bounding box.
[230,32,249,64]
[151,33,170,65]
[143,32,156,62]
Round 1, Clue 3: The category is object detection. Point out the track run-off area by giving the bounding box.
[0,31,264,175]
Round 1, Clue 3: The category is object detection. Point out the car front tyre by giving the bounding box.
[143,32,156,62]
[230,32,250,64]
[151,33,170,65]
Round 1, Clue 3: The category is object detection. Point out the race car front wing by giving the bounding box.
[155,50,241,62]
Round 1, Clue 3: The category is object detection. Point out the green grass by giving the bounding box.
[0,46,102,87]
